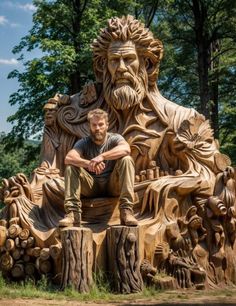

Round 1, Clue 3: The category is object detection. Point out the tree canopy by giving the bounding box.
[0,133,39,182]
[4,0,236,164]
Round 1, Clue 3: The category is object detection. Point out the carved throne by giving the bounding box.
[1,83,236,292]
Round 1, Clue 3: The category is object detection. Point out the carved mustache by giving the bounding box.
[112,72,136,87]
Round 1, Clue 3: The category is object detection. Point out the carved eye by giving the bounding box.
[124,57,135,64]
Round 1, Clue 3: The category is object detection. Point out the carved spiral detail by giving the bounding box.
[57,105,81,125]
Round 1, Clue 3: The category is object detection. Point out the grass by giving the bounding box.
[0,272,159,302]
[0,273,236,303]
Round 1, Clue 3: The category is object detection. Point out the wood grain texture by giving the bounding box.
[60,227,93,292]
[107,226,143,293]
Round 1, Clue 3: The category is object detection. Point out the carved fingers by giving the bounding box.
[141,181,160,215]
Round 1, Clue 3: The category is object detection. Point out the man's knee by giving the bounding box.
[116,155,134,166]
[65,165,83,177]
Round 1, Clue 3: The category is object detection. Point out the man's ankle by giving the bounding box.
[59,211,81,227]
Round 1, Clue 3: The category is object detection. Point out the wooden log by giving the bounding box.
[21,240,28,249]
[154,167,159,178]
[107,225,143,293]
[40,248,50,261]
[27,237,35,248]
[15,237,21,248]
[25,262,36,276]
[49,243,62,259]
[26,248,35,257]
[0,225,7,247]
[11,261,24,278]
[32,247,41,257]
[12,248,23,260]
[140,170,147,181]
[40,260,52,274]
[36,258,52,274]
[8,224,22,239]
[5,238,15,251]
[23,254,30,262]
[147,169,154,180]
[60,227,93,293]
[0,252,14,271]
[19,229,30,240]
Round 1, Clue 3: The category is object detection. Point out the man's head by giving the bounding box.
[92,15,163,111]
[87,109,108,143]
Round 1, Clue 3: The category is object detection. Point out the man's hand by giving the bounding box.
[88,155,105,175]
[90,155,104,164]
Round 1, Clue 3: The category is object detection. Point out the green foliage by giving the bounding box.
[7,0,139,139]
[151,0,236,159]
[0,132,40,182]
[5,0,236,162]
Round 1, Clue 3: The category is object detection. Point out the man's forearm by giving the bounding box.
[65,156,90,169]
[100,144,130,161]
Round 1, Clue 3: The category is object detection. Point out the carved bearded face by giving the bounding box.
[44,108,57,127]
[104,40,147,110]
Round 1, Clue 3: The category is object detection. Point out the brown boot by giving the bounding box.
[59,211,81,227]
[120,208,138,226]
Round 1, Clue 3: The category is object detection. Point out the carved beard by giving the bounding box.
[103,65,147,110]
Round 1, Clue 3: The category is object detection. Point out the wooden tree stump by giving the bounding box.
[107,225,143,293]
[60,227,93,293]
[152,274,178,290]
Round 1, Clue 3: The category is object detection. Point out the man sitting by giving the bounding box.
[59,108,138,227]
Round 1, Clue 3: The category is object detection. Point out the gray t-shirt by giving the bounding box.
[73,132,125,179]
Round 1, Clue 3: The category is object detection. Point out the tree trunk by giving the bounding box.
[192,0,211,119]
[209,40,220,139]
[107,225,143,293]
[60,227,93,293]
[69,0,89,93]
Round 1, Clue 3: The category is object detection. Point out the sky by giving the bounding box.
[0,0,36,134]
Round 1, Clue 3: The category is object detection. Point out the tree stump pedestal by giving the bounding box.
[60,227,93,292]
[107,225,143,293]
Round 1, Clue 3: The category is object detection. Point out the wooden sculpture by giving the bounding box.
[0,15,235,292]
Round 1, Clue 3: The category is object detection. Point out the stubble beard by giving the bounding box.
[103,65,147,111]
[90,130,107,143]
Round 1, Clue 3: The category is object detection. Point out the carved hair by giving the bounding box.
[92,15,163,87]
[87,108,108,123]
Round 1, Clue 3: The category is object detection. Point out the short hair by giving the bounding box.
[87,108,108,123]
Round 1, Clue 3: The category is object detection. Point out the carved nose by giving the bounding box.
[117,58,127,72]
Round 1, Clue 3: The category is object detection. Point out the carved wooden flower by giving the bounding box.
[174,115,214,151]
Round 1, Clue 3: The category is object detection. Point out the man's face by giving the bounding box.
[44,108,57,127]
[108,40,139,86]
[104,40,147,110]
[89,116,108,143]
